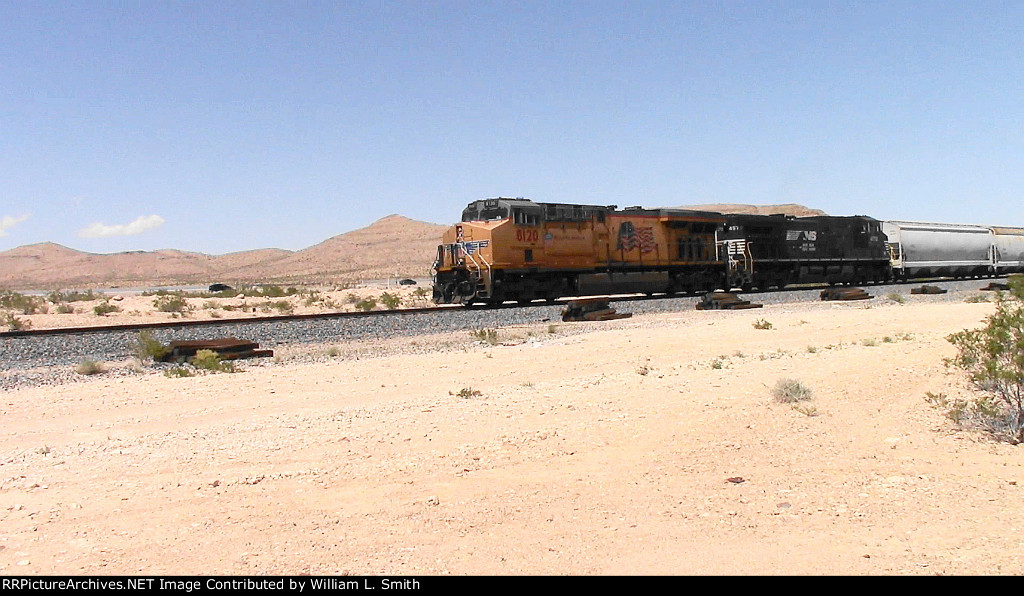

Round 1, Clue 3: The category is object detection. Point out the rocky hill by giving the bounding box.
[0,204,826,290]
[677,203,827,217]
[0,215,447,290]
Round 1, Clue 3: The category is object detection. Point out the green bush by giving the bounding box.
[93,301,121,316]
[190,349,235,373]
[0,290,46,314]
[355,297,377,312]
[163,366,195,378]
[772,378,813,403]
[472,328,499,345]
[259,300,293,314]
[75,359,105,375]
[153,295,193,314]
[379,292,401,310]
[753,318,773,330]
[2,311,31,331]
[47,289,101,303]
[129,330,171,362]
[945,277,1024,443]
[252,285,298,298]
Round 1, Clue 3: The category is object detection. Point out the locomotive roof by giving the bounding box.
[620,207,725,221]
[724,213,880,224]
[462,198,724,222]
[464,197,612,212]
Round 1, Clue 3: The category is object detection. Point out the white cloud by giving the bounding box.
[78,215,166,238]
[0,214,31,237]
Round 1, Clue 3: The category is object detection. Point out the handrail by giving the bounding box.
[462,245,492,298]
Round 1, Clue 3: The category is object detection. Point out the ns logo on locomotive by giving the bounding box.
[432,197,1024,306]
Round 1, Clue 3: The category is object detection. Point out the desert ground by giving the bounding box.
[5,283,435,331]
[1,297,1022,575]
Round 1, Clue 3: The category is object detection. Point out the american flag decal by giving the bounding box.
[459,240,489,255]
[617,223,657,254]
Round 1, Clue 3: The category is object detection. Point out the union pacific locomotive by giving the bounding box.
[432,197,1024,306]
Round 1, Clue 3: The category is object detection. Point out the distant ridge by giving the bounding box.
[677,203,827,217]
[0,215,447,290]
[0,206,834,289]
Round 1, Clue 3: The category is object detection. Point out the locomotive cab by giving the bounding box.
[433,198,539,305]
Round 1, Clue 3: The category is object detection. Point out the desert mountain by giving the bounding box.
[222,215,448,285]
[678,203,827,217]
[0,215,447,290]
[0,243,219,289]
[0,206,828,290]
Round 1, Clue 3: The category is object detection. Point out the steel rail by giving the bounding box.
[0,304,463,339]
[0,275,1007,340]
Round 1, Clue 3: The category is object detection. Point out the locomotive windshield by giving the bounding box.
[462,203,509,222]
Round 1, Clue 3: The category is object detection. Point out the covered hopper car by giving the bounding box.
[883,221,1024,280]
[992,227,1024,274]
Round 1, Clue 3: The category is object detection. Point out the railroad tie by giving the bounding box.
[819,287,873,301]
[562,298,633,322]
[696,292,763,310]
[158,337,274,363]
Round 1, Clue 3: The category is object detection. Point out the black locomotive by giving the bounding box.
[718,214,890,290]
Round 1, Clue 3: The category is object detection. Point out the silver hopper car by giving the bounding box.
[883,221,1024,280]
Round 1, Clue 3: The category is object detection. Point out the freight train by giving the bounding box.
[431,197,1024,306]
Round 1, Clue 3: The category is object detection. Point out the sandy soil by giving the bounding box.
[8,284,434,331]
[2,298,1022,575]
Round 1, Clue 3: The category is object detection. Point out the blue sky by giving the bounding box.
[1,1,1022,254]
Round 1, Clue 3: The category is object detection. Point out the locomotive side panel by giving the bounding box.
[603,210,722,269]
[721,214,889,288]
[581,209,725,295]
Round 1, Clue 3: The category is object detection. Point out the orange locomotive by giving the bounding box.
[432,198,727,305]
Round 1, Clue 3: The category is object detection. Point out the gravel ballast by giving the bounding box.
[0,278,1003,390]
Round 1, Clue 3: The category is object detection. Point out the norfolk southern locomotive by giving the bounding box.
[432,198,1024,306]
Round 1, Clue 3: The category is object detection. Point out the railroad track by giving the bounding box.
[0,277,1006,385]
[1,275,1009,340]
[0,303,463,339]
